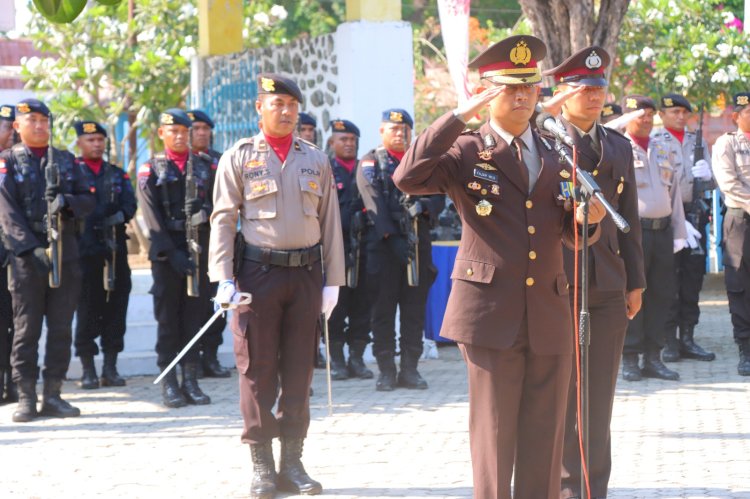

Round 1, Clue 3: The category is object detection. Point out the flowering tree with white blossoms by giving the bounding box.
[612,0,750,109]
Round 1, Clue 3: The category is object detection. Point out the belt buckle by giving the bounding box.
[288,251,302,267]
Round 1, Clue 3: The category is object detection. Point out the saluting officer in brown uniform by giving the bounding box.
[542,48,646,499]
[395,36,604,499]
[208,74,344,499]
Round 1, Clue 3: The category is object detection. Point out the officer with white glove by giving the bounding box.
[321,286,339,320]
[691,159,712,180]
[673,238,688,253]
[684,220,703,250]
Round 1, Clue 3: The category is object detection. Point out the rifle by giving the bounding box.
[103,136,117,299]
[399,195,421,287]
[45,114,62,288]
[184,127,202,297]
[346,209,366,288]
[687,104,710,256]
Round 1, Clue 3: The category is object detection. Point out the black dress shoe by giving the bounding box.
[621,353,642,381]
[642,350,680,380]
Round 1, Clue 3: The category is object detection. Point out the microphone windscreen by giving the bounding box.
[535,112,556,131]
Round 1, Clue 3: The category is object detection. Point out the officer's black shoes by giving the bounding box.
[79,355,100,389]
[661,337,681,363]
[642,349,680,381]
[398,369,428,389]
[738,339,750,376]
[329,342,349,380]
[39,379,81,418]
[181,363,211,405]
[161,370,188,408]
[101,352,126,387]
[347,341,374,379]
[12,379,38,423]
[202,352,231,378]
[679,326,716,361]
[621,353,642,382]
[277,438,323,496]
[249,442,277,499]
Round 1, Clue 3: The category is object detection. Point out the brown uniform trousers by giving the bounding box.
[395,112,598,499]
[559,120,645,498]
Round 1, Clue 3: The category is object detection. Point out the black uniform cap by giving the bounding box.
[299,112,316,127]
[381,108,413,128]
[468,35,546,85]
[543,46,610,87]
[660,93,692,112]
[622,95,656,112]
[187,109,214,128]
[16,98,50,118]
[0,104,15,121]
[601,103,622,119]
[74,120,107,137]
[257,73,304,103]
[732,92,750,110]
[330,119,360,137]
[159,108,192,128]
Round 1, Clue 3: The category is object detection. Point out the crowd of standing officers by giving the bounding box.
[2,34,750,499]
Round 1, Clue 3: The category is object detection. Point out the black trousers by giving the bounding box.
[367,238,436,359]
[624,226,675,354]
[74,253,132,357]
[9,254,81,381]
[0,264,13,371]
[328,256,371,345]
[666,210,708,333]
[722,211,750,341]
[150,260,214,368]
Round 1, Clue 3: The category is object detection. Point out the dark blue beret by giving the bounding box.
[159,108,192,128]
[381,108,413,128]
[187,109,214,128]
[733,93,750,109]
[601,103,622,119]
[299,112,316,127]
[622,95,656,112]
[0,104,15,121]
[258,73,304,103]
[330,119,360,137]
[16,98,50,118]
[660,93,692,112]
[74,120,107,137]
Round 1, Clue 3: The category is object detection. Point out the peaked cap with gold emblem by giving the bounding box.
[469,35,546,85]
[257,73,304,103]
[0,104,15,121]
[543,46,610,87]
[74,120,107,137]
[622,95,656,112]
[733,92,750,110]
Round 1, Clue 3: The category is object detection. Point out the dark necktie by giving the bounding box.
[576,134,599,171]
[513,137,529,186]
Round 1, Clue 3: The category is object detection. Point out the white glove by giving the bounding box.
[321,286,340,320]
[214,280,238,311]
[691,159,711,180]
[673,238,688,253]
[684,220,702,249]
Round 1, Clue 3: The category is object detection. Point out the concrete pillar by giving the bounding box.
[345,0,401,22]
[198,0,243,56]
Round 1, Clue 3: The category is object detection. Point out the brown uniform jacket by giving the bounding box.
[208,132,345,286]
[560,119,646,293]
[394,112,599,355]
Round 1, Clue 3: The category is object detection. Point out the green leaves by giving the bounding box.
[31,0,123,23]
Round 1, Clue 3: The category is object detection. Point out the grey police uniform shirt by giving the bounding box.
[628,133,687,239]
[712,129,750,213]
[650,127,713,204]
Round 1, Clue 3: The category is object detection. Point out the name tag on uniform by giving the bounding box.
[473,168,499,183]
[634,159,645,168]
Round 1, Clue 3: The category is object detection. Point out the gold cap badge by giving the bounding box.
[738,95,749,106]
[625,98,638,109]
[333,121,346,131]
[663,97,674,107]
[82,123,98,133]
[389,111,403,123]
[16,103,30,114]
[510,40,531,66]
[0,106,11,118]
[187,112,195,120]
[261,77,276,92]
[160,113,174,125]
[602,106,613,116]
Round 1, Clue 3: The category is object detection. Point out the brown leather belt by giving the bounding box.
[243,243,321,267]
[640,216,671,231]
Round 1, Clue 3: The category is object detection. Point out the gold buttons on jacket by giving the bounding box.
[525,200,533,209]
[529,251,537,260]
[466,268,474,277]
[528,226,536,234]
[526,277,535,286]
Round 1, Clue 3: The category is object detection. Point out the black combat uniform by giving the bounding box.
[0,103,17,403]
[137,108,217,407]
[327,120,373,380]
[73,121,137,389]
[356,109,442,391]
[0,99,95,422]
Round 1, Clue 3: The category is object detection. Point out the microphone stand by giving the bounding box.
[553,138,629,499]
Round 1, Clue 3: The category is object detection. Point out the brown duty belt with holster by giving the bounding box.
[243,242,321,267]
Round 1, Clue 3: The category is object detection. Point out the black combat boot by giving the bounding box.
[277,437,322,495]
[39,378,81,418]
[398,349,428,389]
[12,378,38,422]
[679,325,716,361]
[661,333,681,362]
[328,341,349,381]
[347,341,373,379]
[621,353,642,382]
[5,373,18,403]
[202,349,231,378]
[738,338,750,376]
[160,369,187,408]
[375,353,397,391]
[101,352,126,386]
[181,363,211,405]
[642,348,680,380]
[79,355,99,389]
[249,442,277,499]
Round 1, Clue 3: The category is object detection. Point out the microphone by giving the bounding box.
[535,112,574,148]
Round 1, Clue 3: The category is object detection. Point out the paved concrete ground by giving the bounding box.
[2,273,749,498]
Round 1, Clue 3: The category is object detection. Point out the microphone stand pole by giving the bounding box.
[553,139,629,499]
